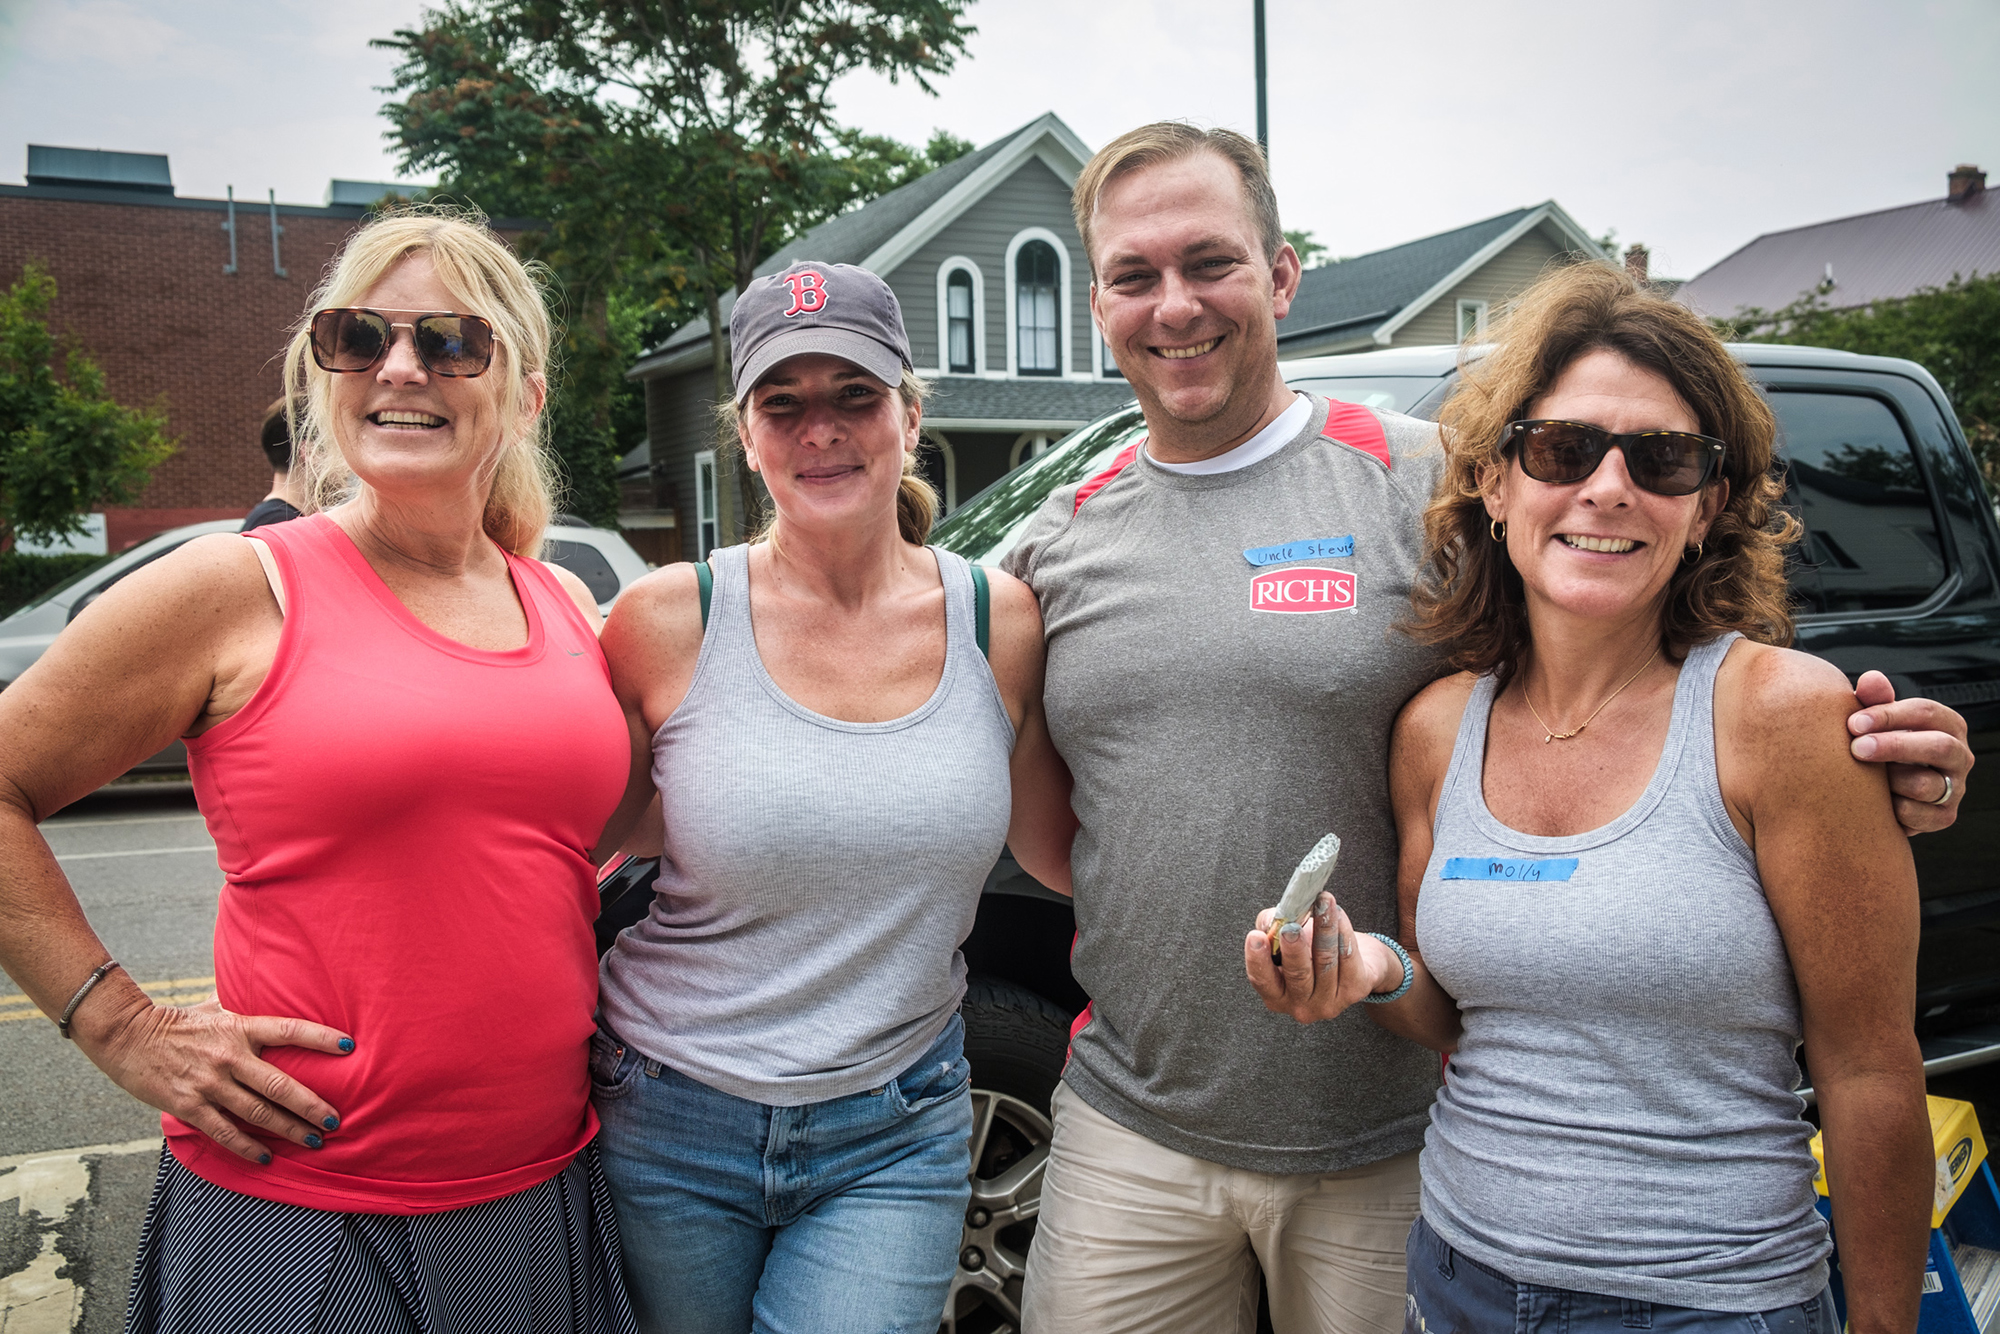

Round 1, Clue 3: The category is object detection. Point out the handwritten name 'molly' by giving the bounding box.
[1440,857,1581,882]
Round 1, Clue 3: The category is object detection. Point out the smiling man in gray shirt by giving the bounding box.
[1002,123,1974,1334]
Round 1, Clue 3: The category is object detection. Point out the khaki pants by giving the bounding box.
[1022,1082,1420,1334]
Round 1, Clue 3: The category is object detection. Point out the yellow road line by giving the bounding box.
[0,977,216,1022]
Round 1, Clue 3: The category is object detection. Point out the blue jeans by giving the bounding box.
[591,1014,972,1334]
[1406,1216,1838,1333]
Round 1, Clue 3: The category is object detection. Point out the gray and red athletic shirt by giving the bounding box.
[1003,394,1448,1174]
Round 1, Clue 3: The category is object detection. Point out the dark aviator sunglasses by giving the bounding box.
[1502,419,1726,498]
[309,308,498,378]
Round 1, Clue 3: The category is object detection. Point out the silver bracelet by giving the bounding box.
[57,960,121,1039]
[1358,934,1413,1004]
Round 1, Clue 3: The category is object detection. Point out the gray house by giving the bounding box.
[626,113,1137,560]
[1277,201,1607,358]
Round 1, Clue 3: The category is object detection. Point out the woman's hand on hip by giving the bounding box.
[76,989,354,1165]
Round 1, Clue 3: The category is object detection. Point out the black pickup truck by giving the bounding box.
[598,341,2000,1334]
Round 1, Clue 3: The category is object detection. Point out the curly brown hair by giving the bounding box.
[1403,262,1800,680]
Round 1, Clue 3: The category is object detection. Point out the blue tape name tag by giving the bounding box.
[1441,857,1579,882]
[1244,536,1354,566]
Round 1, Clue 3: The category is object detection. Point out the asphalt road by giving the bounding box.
[2,785,1997,1331]
[1,782,217,1333]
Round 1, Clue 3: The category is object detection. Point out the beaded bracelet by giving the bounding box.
[57,960,121,1039]
[1358,934,1413,1004]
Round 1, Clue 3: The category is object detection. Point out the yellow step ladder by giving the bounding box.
[1810,1096,2000,1331]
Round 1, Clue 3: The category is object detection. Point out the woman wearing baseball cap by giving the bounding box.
[590,261,1075,1331]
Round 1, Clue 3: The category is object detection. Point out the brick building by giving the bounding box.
[0,147,456,550]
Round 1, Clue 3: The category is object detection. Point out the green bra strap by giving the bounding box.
[970,562,990,659]
[695,560,712,629]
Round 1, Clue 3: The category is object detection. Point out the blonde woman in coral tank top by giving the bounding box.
[0,211,639,1333]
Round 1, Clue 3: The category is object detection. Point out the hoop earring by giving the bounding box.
[1490,519,1506,542]
[1683,540,1704,564]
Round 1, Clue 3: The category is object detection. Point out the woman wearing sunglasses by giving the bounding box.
[0,209,638,1332]
[1278,265,1929,1331]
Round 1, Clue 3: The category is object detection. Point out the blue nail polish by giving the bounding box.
[257,1152,272,1165]
[304,1133,323,1149]
[338,1038,355,1054]
[323,1115,339,1131]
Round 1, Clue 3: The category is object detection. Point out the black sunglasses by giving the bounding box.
[1502,419,1726,497]
[309,308,497,378]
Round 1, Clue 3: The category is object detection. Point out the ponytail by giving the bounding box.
[895,471,938,545]
[895,367,940,544]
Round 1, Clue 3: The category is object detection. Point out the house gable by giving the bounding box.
[628,113,1089,380]
[1390,227,1568,345]
[1277,209,1530,356]
[1277,202,1607,358]
[1370,203,1605,348]
[890,155,1092,377]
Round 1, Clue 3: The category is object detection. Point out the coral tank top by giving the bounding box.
[174,515,628,1214]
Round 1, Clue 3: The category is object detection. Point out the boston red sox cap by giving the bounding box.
[730,261,914,404]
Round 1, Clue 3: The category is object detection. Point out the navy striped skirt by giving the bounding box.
[125,1142,639,1334]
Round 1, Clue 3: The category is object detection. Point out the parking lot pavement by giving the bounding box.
[1,783,215,1332]
[1,1137,160,1334]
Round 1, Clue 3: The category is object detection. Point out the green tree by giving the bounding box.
[0,263,175,548]
[378,0,976,532]
[1731,272,2000,491]
[1283,228,1329,269]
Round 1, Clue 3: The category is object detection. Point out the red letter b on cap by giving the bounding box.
[783,272,828,317]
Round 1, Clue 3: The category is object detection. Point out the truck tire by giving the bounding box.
[944,978,1073,1334]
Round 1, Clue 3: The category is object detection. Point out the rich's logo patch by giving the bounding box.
[783,271,829,317]
[1250,567,1356,614]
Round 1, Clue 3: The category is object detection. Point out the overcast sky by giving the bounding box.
[3,0,1995,280]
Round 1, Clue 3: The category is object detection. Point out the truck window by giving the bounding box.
[1771,391,1946,615]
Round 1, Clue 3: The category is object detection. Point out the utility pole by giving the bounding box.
[1254,0,1268,154]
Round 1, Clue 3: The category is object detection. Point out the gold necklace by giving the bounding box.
[1523,645,1662,743]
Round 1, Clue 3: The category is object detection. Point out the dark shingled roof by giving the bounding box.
[925,377,1137,425]
[648,121,1037,356]
[1278,207,1532,347]
[1676,187,2000,320]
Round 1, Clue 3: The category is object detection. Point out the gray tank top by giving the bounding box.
[1415,633,1831,1310]
[597,543,1015,1106]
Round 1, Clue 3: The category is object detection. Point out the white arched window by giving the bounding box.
[1009,432,1056,469]
[1092,322,1125,380]
[934,258,985,375]
[1004,228,1071,378]
[922,430,958,511]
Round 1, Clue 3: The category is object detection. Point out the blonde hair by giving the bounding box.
[716,368,939,547]
[1071,122,1282,277]
[281,205,557,556]
[1404,262,1800,680]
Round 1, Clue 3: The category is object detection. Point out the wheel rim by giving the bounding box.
[940,1088,1051,1334]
